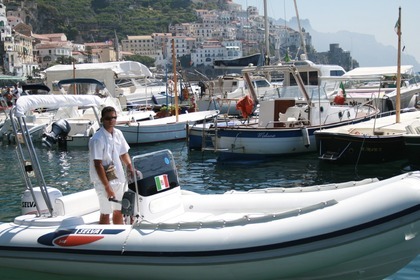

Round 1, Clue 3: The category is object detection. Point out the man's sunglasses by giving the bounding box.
[103,116,117,121]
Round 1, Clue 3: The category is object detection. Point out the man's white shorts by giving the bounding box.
[94,181,125,214]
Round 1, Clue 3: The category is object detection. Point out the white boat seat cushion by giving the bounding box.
[54,189,99,217]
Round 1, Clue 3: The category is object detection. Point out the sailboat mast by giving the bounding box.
[264,0,269,59]
[396,7,401,123]
[171,39,179,121]
[293,0,307,59]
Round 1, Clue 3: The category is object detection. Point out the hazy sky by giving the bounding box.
[234,0,419,64]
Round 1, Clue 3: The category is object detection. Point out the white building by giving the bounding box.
[191,40,224,67]
[34,41,73,69]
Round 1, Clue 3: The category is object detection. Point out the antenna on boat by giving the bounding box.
[396,7,402,123]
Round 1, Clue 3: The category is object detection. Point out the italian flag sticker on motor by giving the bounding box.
[155,174,170,191]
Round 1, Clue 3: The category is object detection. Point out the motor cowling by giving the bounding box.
[42,119,71,148]
[21,187,62,215]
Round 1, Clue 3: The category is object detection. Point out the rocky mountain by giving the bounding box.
[286,17,420,70]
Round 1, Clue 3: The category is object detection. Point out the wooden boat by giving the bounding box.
[208,64,379,160]
[403,124,420,168]
[2,107,420,279]
[196,73,275,115]
[315,109,420,164]
[190,60,347,152]
[315,8,418,165]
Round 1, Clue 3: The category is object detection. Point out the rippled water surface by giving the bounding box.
[0,140,419,279]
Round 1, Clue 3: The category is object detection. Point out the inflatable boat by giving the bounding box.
[1,99,420,279]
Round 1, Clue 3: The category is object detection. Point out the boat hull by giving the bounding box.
[213,53,262,69]
[1,220,420,280]
[316,133,406,164]
[315,110,420,164]
[2,172,420,279]
[403,134,420,167]
[212,119,372,160]
[118,111,219,144]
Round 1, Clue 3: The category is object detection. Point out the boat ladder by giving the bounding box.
[319,142,352,161]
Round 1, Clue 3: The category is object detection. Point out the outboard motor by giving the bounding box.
[42,119,71,148]
[21,187,62,215]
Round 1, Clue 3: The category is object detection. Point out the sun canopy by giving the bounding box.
[343,65,414,79]
[44,61,153,79]
[0,75,26,87]
[15,95,105,117]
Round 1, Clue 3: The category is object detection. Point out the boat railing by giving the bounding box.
[9,96,104,217]
[10,107,55,217]
[321,99,378,126]
[136,199,338,229]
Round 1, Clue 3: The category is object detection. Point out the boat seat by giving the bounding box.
[67,119,94,135]
[278,107,307,127]
[54,189,99,217]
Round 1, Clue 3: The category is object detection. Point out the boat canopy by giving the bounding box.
[15,95,104,117]
[343,65,414,79]
[44,61,153,97]
[45,61,152,79]
[57,78,105,88]
[0,75,26,87]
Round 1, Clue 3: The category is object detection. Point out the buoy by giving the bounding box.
[301,127,310,148]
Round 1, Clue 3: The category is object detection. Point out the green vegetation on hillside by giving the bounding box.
[30,0,209,42]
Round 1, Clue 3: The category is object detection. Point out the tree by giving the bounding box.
[125,54,155,68]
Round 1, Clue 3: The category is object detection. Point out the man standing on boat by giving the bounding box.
[89,106,134,224]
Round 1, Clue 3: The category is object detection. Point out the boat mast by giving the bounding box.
[264,0,270,60]
[396,7,401,123]
[171,39,179,121]
[293,0,307,59]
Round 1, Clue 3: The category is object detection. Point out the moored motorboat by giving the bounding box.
[117,109,219,144]
[42,78,155,148]
[316,10,418,165]
[327,65,420,112]
[2,108,420,279]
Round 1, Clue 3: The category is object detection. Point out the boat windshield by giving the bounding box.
[260,85,328,101]
[130,149,179,197]
[252,79,271,88]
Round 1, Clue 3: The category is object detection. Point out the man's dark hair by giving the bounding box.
[101,106,116,118]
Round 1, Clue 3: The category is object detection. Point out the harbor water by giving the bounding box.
[0,140,419,279]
